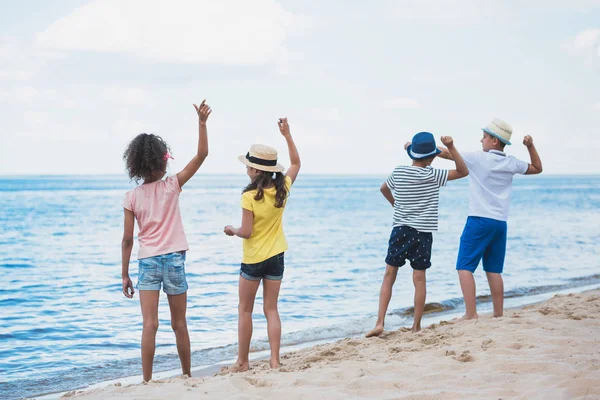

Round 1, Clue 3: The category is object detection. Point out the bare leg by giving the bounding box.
[167,292,191,377]
[458,270,478,320]
[229,276,261,372]
[366,265,398,337]
[139,290,160,382]
[412,269,426,332]
[263,279,282,368]
[486,272,504,317]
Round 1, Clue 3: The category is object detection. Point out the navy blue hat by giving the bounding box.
[406,132,441,160]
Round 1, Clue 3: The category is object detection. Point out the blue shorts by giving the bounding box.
[137,251,188,295]
[385,226,433,270]
[456,217,507,274]
[241,253,284,281]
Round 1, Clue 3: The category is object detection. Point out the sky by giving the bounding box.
[0,0,599,176]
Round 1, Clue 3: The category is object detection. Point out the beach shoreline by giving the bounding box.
[49,289,600,400]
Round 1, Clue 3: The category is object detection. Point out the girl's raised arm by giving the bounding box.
[177,100,212,188]
[278,118,300,184]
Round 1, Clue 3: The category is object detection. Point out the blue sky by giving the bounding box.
[1,0,599,175]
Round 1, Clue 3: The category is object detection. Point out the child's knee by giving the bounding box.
[170,318,187,333]
[413,270,426,283]
[143,319,159,333]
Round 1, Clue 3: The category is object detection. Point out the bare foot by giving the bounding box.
[366,325,384,338]
[219,362,248,375]
[459,313,479,321]
[270,359,281,369]
[411,325,421,333]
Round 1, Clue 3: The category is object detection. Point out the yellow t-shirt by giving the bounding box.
[241,175,292,264]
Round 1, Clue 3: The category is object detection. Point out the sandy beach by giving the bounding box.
[64,290,600,400]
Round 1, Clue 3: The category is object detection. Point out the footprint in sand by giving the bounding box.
[481,339,495,350]
[244,377,273,387]
[454,351,475,362]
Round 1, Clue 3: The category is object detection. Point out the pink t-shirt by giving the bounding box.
[122,175,189,259]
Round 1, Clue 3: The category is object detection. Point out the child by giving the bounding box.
[437,118,542,320]
[222,117,300,372]
[121,100,212,382]
[366,132,468,337]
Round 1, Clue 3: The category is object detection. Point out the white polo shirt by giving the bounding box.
[462,150,529,221]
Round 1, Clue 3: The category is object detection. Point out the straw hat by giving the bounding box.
[482,118,512,145]
[238,144,285,173]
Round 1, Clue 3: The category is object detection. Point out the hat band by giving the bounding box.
[409,148,439,158]
[246,152,277,167]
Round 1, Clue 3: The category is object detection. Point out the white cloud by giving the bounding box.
[35,0,309,67]
[564,28,600,55]
[594,102,600,110]
[0,37,65,82]
[393,0,497,22]
[383,97,420,110]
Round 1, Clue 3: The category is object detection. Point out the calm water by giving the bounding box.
[1,174,599,399]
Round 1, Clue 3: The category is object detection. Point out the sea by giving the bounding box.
[1,174,599,399]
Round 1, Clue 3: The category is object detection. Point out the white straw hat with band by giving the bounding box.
[482,118,512,145]
[238,144,285,173]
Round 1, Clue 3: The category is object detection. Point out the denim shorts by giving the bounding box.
[456,216,507,274]
[137,251,188,295]
[385,226,433,270]
[240,253,284,281]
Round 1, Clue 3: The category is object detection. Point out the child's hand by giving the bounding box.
[523,135,534,148]
[122,277,135,298]
[278,118,291,136]
[404,142,411,150]
[223,225,236,236]
[440,136,454,147]
[193,100,212,123]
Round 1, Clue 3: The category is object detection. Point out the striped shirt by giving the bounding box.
[386,166,449,232]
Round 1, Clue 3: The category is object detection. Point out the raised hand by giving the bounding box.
[193,100,212,123]
[523,135,534,148]
[278,117,291,136]
[440,136,454,147]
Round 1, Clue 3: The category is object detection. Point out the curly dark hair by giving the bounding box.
[243,171,288,208]
[123,133,171,183]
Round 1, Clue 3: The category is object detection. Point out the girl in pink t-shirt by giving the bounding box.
[121,100,212,382]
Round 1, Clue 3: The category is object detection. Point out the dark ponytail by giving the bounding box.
[243,171,288,208]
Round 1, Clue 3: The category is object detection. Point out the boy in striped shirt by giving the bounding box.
[366,132,468,337]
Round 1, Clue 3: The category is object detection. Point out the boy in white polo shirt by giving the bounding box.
[438,118,543,320]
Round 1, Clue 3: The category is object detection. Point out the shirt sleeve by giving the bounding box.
[461,152,477,168]
[122,191,134,212]
[386,168,397,190]
[165,175,182,193]
[241,192,254,211]
[511,157,529,175]
[432,168,449,187]
[284,175,292,190]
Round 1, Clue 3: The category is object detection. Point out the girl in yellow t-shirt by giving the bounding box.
[223,118,301,372]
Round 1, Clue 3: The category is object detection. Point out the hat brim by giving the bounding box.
[406,145,442,160]
[238,155,285,173]
[482,128,511,145]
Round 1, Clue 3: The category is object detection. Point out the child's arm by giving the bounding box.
[177,100,212,188]
[436,146,455,161]
[279,118,301,184]
[440,136,469,181]
[223,209,254,239]
[523,135,543,175]
[121,209,135,298]
[380,182,394,206]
